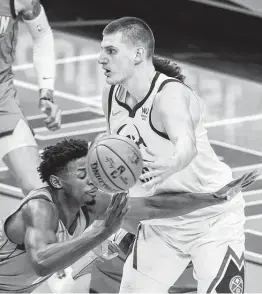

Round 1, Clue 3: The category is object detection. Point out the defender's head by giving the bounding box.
[37,139,97,205]
[99,17,155,84]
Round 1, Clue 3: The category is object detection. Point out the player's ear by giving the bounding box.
[49,175,62,189]
[134,47,145,64]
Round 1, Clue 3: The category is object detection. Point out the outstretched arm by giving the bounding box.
[16,0,61,131]
[93,171,257,227]
[22,194,129,277]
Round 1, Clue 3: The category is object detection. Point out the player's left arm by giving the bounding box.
[141,82,197,189]
[16,0,61,131]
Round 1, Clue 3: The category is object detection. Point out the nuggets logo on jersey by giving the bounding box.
[117,124,147,149]
[116,124,153,183]
[207,247,245,294]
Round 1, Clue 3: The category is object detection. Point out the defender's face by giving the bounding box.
[61,157,98,206]
[99,32,136,85]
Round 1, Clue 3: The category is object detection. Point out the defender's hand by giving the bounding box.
[102,192,130,236]
[213,171,259,201]
[39,89,62,131]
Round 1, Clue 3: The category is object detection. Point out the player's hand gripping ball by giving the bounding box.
[86,134,143,193]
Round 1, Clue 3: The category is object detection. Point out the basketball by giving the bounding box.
[86,134,143,193]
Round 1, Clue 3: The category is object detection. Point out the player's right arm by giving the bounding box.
[22,194,129,277]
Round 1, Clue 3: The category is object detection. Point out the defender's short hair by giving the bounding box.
[38,139,89,186]
[103,17,155,59]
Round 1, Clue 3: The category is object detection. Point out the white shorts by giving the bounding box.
[120,199,245,293]
[0,119,37,159]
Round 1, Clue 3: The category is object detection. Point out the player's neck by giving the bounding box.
[123,62,156,103]
[52,190,81,230]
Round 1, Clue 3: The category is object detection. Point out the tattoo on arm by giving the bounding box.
[22,0,41,20]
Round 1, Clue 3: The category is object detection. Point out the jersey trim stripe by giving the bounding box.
[9,0,16,19]
[115,72,160,118]
[108,85,115,130]
[149,106,170,140]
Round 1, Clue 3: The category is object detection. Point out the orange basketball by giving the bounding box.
[87,134,143,193]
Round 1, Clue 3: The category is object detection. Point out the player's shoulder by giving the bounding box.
[155,79,190,108]
[21,196,58,226]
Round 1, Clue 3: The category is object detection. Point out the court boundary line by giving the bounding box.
[188,0,262,19]
[27,106,104,121]
[204,113,262,128]
[13,54,100,71]
[210,140,262,157]
[35,117,106,133]
[245,229,262,237]
[50,19,114,28]
[14,79,103,110]
[246,215,262,221]
[232,164,262,173]
[243,190,262,197]
[245,200,262,206]
[36,126,106,140]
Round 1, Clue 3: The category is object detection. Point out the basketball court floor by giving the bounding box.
[0,22,262,292]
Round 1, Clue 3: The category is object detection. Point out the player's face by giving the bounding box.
[99,32,136,85]
[62,157,98,206]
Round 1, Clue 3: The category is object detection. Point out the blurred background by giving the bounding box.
[1,0,262,292]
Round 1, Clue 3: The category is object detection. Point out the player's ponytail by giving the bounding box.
[153,55,185,83]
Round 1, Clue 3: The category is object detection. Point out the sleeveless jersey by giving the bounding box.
[107,72,244,226]
[0,0,18,84]
[0,187,87,293]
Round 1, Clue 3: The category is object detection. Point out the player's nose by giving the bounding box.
[98,52,108,64]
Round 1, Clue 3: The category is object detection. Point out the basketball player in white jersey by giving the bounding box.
[0,0,61,196]
[98,17,251,293]
[0,138,254,293]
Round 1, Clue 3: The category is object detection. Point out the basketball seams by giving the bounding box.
[95,146,124,191]
[98,136,141,155]
[97,143,137,183]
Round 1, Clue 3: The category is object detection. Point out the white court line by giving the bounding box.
[35,117,106,133]
[245,200,262,207]
[0,183,23,199]
[188,0,262,19]
[50,19,114,28]
[245,229,262,237]
[205,113,262,128]
[36,126,106,140]
[246,215,262,221]
[243,190,262,197]
[232,164,262,173]
[210,140,262,157]
[245,251,262,261]
[13,54,100,71]
[27,106,103,121]
[14,80,103,110]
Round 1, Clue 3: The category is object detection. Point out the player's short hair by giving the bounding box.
[153,55,185,82]
[38,139,88,186]
[103,17,155,59]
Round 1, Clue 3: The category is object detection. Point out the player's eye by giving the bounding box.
[77,170,87,179]
[107,48,116,55]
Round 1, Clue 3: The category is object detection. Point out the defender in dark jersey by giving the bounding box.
[0,138,255,293]
[0,0,61,195]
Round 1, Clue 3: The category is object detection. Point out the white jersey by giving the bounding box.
[107,72,244,226]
